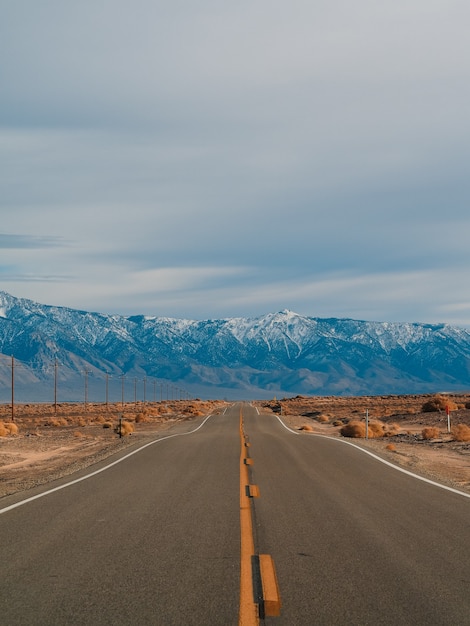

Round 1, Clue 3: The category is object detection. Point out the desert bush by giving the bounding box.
[135,412,150,423]
[340,421,366,438]
[422,427,440,440]
[298,424,314,432]
[340,420,386,438]
[421,396,458,413]
[74,430,85,438]
[47,417,68,427]
[317,414,330,423]
[333,420,343,427]
[385,443,396,452]
[451,424,470,442]
[5,422,19,435]
[118,421,134,436]
[368,421,386,437]
[0,421,18,436]
[102,421,113,429]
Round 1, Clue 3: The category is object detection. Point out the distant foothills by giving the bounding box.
[1,290,470,402]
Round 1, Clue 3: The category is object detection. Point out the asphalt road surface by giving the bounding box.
[0,403,469,625]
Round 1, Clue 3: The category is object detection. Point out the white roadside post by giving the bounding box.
[365,408,369,439]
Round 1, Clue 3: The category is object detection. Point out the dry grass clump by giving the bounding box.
[135,412,151,423]
[368,421,386,437]
[340,420,386,438]
[316,414,330,423]
[117,421,134,436]
[340,421,367,438]
[74,430,86,438]
[422,427,440,440]
[421,395,458,413]
[385,443,396,452]
[298,424,314,432]
[46,417,68,427]
[102,421,114,429]
[0,421,19,436]
[451,423,470,442]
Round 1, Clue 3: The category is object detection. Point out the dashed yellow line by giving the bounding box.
[238,407,281,624]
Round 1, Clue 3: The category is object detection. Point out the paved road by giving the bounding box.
[0,402,469,625]
[243,404,470,625]
[0,411,241,625]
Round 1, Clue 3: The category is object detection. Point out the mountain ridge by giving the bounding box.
[0,290,469,401]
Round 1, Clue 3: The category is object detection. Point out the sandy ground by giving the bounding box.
[1,395,469,499]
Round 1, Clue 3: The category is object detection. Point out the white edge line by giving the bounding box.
[274,415,470,499]
[0,414,214,516]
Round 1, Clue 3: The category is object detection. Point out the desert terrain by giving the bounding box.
[1,394,469,499]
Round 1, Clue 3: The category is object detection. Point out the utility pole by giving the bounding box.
[121,374,126,407]
[11,355,14,422]
[84,369,91,410]
[54,358,58,414]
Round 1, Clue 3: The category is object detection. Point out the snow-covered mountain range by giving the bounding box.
[1,290,470,401]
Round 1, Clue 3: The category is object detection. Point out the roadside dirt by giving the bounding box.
[1,394,469,499]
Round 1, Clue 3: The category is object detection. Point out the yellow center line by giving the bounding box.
[239,408,258,625]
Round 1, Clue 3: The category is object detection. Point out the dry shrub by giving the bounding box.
[340,421,366,438]
[102,421,113,429]
[340,420,386,438]
[385,443,396,452]
[48,417,68,427]
[299,424,314,432]
[0,421,18,436]
[74,430,85,438]
[316,414,330,423]
[368,421,386,437]
[422,396,458,413]
[119,421,134,436]
[135,412,150,423]
[452,424,470,442]
[6,422,18,435]
[422,427,440,440]
[333,420,343,427]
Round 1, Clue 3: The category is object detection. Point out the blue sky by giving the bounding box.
[2,1,470,324]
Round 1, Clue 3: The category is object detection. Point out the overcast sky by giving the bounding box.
[2,1,470,325]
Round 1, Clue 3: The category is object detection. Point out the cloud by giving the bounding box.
[0,234,63,249]
[1,1,470,325]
